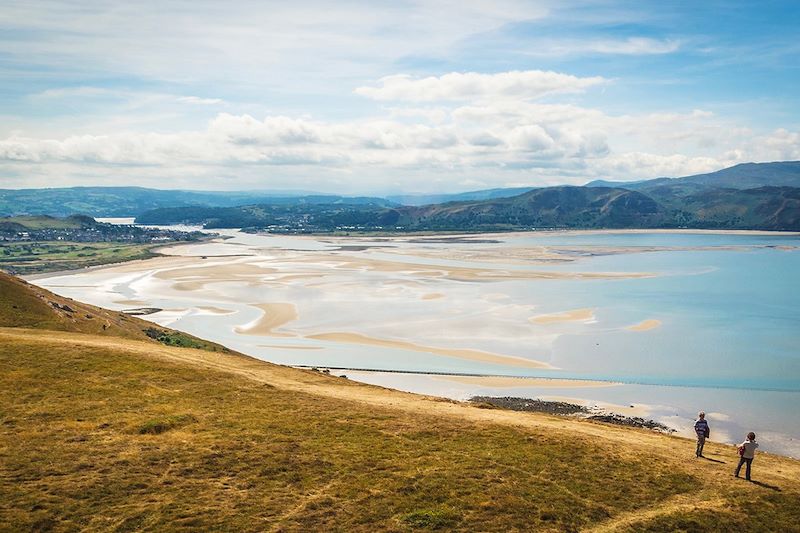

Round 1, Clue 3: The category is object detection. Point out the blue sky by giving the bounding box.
[0,0,798,193]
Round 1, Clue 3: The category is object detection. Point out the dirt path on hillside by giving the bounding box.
[4,326,800,498]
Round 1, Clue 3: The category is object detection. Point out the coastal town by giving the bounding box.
[0,215,206,243]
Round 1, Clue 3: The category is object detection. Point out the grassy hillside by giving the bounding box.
[0,271,228,350]
[0,242,160,276]
[391,186,669,230]
[0,214,91,230]
[2,274,800,531]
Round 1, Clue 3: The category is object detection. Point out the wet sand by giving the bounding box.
[235,303,298,337]
[298,253,654,282]
[259,344,324,350]
[197,306,236,315]
[306,332,553,369]
[627,319,662,331]
[531,308,595,324]
[435,375,619,388]
[421,293,445,300]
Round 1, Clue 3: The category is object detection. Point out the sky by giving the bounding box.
[0,0,799,194]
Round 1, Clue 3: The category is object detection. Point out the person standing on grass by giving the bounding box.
[735,432,759,481]
[694,411,710,457]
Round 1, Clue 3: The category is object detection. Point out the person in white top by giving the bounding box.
[734,432,759,481]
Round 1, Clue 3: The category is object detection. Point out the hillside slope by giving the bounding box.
[0,271,228,350]
[392,186,669,230]
[2,274,799,531]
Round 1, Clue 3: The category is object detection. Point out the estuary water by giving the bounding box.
[32,227,800,456]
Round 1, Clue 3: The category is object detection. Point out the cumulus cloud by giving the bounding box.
[355,71,607,102]
[4,101,791,191]
[2,70,797,192]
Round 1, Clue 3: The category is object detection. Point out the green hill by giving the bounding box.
[0,187,396,218]
[1,272,800,531]
[391,186,669,230]
[140,183,800,231]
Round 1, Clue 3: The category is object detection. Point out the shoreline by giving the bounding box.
[255,228,800,239]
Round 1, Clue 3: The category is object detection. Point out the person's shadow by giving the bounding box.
[749,479,781,492]
[700,455,726,464]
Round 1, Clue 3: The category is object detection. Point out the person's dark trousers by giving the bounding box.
[695,436,705,457]
[735,457,753,480]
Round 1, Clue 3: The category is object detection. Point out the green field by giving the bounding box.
[0,241,158,275]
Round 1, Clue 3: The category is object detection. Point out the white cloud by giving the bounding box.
[2,68,797,192]
[525,37,681,57]
[3,100,792,192]
[355,71,607,102]
[176,96,225,106]
[30,87,225,107]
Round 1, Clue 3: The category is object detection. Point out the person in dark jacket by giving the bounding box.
[694,411,710,457]
[735,432,759,481]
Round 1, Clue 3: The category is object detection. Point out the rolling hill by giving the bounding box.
[0,186,396,217]
[136,183,800,231]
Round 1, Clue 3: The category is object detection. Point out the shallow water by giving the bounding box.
[32,229,800,456]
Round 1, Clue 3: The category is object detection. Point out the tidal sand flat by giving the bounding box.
[435,375,619,388]
[531,308,595,324]
[627,319,662,331]
[307,332,552,369]
[31,229,800,456]
[235,303,298,337]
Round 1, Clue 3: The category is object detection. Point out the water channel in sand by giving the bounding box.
[31,225,800,456]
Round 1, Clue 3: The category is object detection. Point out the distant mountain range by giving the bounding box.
[3,161,800,231]
[585,161,800,190]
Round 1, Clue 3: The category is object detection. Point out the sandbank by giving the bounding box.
[421,293,445,300]
[114,299,148,306]
[235,303,298,337]
[435,375,619,388]
[531,308,595,324]
[306,331,552,369]
[197,306,236,315]
[299,253,654,282]
[627,319,662,331]
[259,344,324,350]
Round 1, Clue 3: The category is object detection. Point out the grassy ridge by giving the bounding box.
[2,330,799,532]
[1,274,800,531]
[0,271,229,351]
